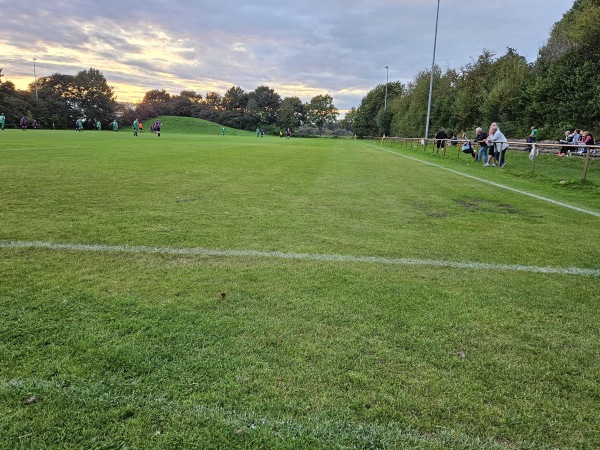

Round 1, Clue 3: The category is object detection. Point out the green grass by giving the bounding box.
[144,116,255,136]
[1,125,599,449]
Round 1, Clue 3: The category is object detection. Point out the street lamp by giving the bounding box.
[33,58,38,100]
[384,65,389,113]
[424,0,441,142]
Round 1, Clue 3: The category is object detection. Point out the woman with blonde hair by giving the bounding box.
[486,122,509,167]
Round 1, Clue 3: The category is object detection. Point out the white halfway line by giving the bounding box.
[367,143,600,219]
[2,240,599,277]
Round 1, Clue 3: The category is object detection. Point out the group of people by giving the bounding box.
[557,129,595,156]
[436,122,510,167]
[132,119,161,136]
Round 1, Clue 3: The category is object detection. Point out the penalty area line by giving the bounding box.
[366,143,600,219]
[1,240,599,277]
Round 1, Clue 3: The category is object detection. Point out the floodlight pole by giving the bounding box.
[33,58,38,100]
[424,0,440,143]
[384,65,389,113]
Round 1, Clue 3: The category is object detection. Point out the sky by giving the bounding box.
[0,0,574,114]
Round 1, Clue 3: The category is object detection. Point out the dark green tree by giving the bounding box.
[305,94,338,136]
[276,96,305,130]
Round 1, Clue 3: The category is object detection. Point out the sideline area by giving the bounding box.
[366,142,600,218]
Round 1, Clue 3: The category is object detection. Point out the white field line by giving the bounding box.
[2,240,599,277]
[367,143,600,219]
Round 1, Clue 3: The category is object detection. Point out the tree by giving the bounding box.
[340,107,357,132]
[222,86,247,112]
[26,69,116,128]
[353,82,404,137]
[276,96,304,130]
[73,68,117,125]
[141,89,172,116]
[204,91,223,110]
[305,94,338,136]
[248,86,281,123]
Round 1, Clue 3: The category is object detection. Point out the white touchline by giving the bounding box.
[1,240,599,277]
[367,143,600,219]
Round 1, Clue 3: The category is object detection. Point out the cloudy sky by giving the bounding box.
[1,0,573,113]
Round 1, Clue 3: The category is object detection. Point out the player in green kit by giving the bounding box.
[111,120,118,131]
[0,113,5,131]
[132,118,139,136]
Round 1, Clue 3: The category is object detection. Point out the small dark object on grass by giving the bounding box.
[457,350,467,359]
[25,396,37,405]
[221,292,227,300]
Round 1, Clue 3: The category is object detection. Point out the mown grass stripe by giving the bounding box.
[2,240,599,277]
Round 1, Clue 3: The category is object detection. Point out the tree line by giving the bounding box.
[0,68,341,136]
[1,0,597,139]
[349,0,600,141]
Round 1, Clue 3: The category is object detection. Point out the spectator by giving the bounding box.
[526,126,537,151]
[473,127,489,164]
[572,129,582,145]
[435,128,448,155]
[461,133,476,159]
[558,130,574,156]
[576,130,595,154]
[450,132,458,146]
[486,122,509,168]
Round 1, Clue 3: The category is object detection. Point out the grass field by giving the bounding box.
[1,119,599,449]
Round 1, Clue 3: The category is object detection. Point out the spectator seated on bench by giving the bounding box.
[576,130,594,154]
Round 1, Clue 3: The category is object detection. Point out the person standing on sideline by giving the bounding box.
[132,118,139,136]
[256,127,260,138]
[286,128,291,139]
[487,122,509,168]
[138,121,143,133]
[529,126,538,143]
[0,112,5,131]
[221,126,226,136]
[111,119,119,131]
[526,125,537,151]
[77,117,84,132]
[474,127,488,164]
[96,120,101,131]
[20,116,27,130]
[154,120,161,137]
[435,128,447,155]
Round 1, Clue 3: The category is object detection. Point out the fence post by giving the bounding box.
[582,148,591,180]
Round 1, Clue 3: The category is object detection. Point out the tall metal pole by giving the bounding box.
[424,0,440,142]
[384,66,389,113]
[33,58,38,100]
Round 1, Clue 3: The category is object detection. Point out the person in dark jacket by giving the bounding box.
[473,127,489,164]
[435,128,448,155]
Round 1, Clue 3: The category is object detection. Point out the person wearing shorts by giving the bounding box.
[435,128,447,154]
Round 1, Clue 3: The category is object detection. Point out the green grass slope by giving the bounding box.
[146,116,255,136]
